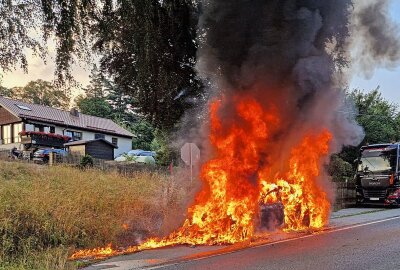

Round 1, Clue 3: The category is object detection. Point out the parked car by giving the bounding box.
[33,149,68,164]
[114,149,156,164]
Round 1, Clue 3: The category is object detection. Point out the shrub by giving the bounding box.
[80,155,93,168]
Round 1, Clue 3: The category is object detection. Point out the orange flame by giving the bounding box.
[70,94,332,259]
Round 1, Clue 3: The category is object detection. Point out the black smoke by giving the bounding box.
[351,0,400,77]
[196,0,363,153]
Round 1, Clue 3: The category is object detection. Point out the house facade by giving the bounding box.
[0,96,133,158]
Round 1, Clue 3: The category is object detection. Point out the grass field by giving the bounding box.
[0,161,192,270]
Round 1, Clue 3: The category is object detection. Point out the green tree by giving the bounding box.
[151,129,177,166]
[11,80,70,109]
[75,95,113,118]
[327,154,354,182]
[350,87,399,144]
[0,77,11,96]
[131,120,155,150]
[330,87,400,182]
[95,0,203,130]
[104,79,137,124]
[84,65,106,98]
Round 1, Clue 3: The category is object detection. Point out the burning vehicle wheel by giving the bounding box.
[260,202,284,231]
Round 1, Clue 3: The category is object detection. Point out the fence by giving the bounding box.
[333,182,357,210]
[0,148,169,175]
[59,153,169,175]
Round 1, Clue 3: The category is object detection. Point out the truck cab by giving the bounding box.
[355,143,400,206]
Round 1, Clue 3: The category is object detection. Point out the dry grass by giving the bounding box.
[0,161,192,270]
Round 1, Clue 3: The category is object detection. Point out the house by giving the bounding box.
[0,96,133,158]
[65,139,117,160]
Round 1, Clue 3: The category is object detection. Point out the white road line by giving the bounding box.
[143,215,400,270]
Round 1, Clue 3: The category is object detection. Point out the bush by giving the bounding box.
[327,154,354,182]
[80,155,93,168]
[151,129,178,166]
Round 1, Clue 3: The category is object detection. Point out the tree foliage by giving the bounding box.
[349,88,400,145]
[330,87,400,182]
[5,80,70,109]
[0,1,44,72]
[75,95,113,118]
[95,0,203,129]
[76,67,156,152]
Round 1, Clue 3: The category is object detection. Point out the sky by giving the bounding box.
[349,0,400,101]
[1,1,400,101]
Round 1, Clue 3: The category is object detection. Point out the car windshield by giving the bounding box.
[358,147,397,173]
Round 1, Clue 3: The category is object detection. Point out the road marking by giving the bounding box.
[143,215,400,270]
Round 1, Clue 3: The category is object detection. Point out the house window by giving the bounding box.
[66,130,82,141]
[25,124,34,131]
[112,137,118,146]
[2,125,11,144]
[50,127,55,133]
[95,133,105,140]
[73,132,82,141]
[13,123,23,143]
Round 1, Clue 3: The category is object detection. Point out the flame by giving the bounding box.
[69,243,116,260]
[259,131,332,231]
[70,94,332,260]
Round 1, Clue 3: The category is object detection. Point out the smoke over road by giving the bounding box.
[196,0,365,162]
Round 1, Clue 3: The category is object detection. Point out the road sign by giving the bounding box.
[181,143,200,183]
[181,143,200,165]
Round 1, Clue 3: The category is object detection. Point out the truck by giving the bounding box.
[355,143,400,206]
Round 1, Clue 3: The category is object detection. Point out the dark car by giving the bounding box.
[33,149,68,164]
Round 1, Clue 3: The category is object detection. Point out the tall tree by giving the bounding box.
[95,0,203,129]
[349,87,399,145]
[75,95,113,118]
[11,80,70,109]
[84,65,106,98]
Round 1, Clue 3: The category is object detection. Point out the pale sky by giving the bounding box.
[1,1,400,102]
[349,0,400,101]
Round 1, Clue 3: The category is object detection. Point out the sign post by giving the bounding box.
[181,143,200,183]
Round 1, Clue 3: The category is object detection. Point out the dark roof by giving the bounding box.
[0,96,133,138]
[64,139,118,148]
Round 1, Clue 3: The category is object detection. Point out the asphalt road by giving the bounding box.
[149,216,400,270]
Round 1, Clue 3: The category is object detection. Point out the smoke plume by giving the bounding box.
[196,0,364,158]
[350,0,400,78]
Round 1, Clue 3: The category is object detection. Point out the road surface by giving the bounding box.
[152,216,400,270]
[86,208,400,270]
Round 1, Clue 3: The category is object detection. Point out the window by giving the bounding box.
[112,137,118,146]
[25,124,34,131]
[50,127,55,133]
[73,132,82,141]
[2,125,11,144]
[13,123,23,143]
[95,133,105,140]
[66,130,82,141]
[15,104,32,111]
